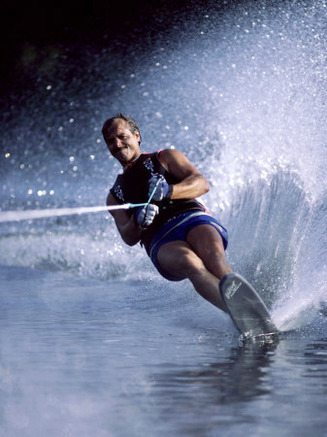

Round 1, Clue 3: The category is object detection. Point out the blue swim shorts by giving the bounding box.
[146,211,228,281]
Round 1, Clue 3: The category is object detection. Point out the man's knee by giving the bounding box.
[192,239,231,278]
[208,241,226,261]
[177,250,206,278]
[194,238,224,263]
[158,245,204,278]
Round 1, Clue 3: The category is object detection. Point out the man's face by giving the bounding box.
[104,119,141,166]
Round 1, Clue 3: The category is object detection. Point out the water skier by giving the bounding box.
[103,113,233,312]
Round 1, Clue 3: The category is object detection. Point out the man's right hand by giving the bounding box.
[134,204,159,229]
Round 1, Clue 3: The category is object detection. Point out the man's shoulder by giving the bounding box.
[158,148,182,159]
[157,148,184,167]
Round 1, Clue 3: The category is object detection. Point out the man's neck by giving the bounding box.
[122,153,142,170]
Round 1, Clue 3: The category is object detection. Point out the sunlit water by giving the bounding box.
[1,0,327,435]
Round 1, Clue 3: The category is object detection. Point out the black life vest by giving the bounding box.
[109,151,205,248]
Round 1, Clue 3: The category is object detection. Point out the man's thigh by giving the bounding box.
[186,224,225,256]
[186,224,231,277]
[156,240,203,281]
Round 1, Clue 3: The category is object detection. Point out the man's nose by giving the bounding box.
[113,138,123,148]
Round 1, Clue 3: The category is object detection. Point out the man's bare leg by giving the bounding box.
[157,240,229,311]
[186,224,232,279]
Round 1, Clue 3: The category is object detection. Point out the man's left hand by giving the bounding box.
[148,174,172,201]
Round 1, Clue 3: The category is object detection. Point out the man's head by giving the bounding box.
[102,114,142,166]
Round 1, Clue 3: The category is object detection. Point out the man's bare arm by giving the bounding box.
[107,193,141,246]
[158,149,210,199]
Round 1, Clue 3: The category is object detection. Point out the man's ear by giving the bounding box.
[134,130,141,145]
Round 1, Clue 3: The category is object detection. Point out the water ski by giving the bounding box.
[219,273,279,340]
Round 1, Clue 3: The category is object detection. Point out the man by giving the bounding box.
[103,113,233,312]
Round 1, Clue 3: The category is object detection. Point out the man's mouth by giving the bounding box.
[114,147,128,159]
[114,146,126,154]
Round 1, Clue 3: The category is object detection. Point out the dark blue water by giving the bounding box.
[1,265,327,436]
[1,0,327,435]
